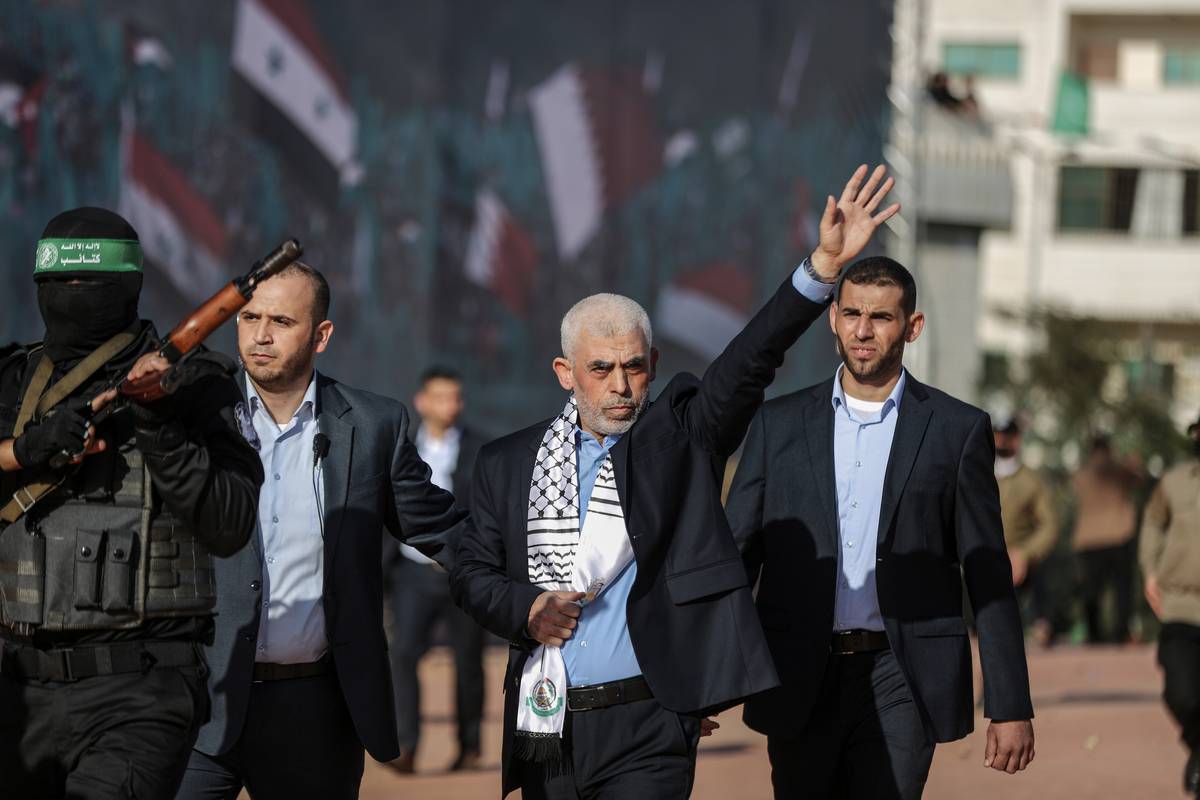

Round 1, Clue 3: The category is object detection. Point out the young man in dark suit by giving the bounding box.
[726,256,1036,799]
[176,263,469,799]
[384,366,488,774]
[451,165,899,799]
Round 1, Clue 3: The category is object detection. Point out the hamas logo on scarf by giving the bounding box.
[528,677,562,717]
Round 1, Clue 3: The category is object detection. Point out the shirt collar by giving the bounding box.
[831,364,907,417]
[246,371,318,426]
[574,425,621,451]
[417,424,462,450]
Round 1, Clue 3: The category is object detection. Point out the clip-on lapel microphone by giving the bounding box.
[312,433,331,538]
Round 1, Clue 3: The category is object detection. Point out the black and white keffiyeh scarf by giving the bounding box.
[516,396,633,762]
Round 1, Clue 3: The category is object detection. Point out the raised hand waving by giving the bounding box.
[810,163,901,281]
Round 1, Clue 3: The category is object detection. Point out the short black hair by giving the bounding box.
[836,256,917,316]
[279,260,330,324]
[419,365,463,388]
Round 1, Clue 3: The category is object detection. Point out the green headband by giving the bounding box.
[34,238,143,276]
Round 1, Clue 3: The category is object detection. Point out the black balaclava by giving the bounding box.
[34,207,144,366]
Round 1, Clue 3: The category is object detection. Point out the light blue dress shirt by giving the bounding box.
[830,366,907,632]
[246,372,328,664]
[559,261,832,687]
[561,429,642,687]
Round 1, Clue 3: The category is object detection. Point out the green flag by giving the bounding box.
[1053,72,1089,135]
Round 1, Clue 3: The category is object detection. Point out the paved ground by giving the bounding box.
[307,642,1184,799]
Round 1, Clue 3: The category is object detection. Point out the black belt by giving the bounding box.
[0,640,200,683]
[831,629,889,655]
[566,675,653,712]
[252,653,333,682]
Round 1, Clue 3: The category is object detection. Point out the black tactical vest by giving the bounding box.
[0,350,216,634]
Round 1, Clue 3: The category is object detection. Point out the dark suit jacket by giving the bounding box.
[726,374,1034,743]
[450,277,826,796]
[195,373,469,762]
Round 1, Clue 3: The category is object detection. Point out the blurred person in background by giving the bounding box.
[1140,412,1200,798]
[1071,436,1143,644]
[383,366,487,775]
[994,413,1058,641]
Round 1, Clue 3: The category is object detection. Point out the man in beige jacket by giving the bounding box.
[994,415,1057,613]
[1140,415,1200,798]
[1071,437,1141,643]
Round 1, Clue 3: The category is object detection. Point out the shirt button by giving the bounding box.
[580,640,588,648]
[258,645,265,652]
[847,541,854,548]
[851,501,859,508]
[272,516,279,524]
[263,601,269,608]
[250,580,261,591]
[267,556,276,564]
[855,460,862,467]
[274,473,281,481]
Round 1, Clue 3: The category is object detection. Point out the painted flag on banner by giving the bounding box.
[0,54,45,157]
[656,263,754,362]
[464,188,538,316]
[118,128,228,302]
[231,0,362,194]
[529,64,661,262]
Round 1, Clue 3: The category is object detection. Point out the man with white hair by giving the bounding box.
[452,165,899,798]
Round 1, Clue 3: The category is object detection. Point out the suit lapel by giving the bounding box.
[876,376,932,549]
[235,371,264,561]
[803,381,839,547]
[610,433,642,561]
[318,374,353,574]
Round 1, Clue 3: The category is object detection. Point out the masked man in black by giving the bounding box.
[0,207,264,799]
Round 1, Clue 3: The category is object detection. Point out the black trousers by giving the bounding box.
[1159,623,1200,751]
[768,650,934,800]
[175,671,364,800]
[1077,542,1135,643]
[387,557,485,755]
[0,662,208,799]
[515,695,702,799]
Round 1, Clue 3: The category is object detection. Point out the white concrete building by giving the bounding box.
[905,0,1200,428]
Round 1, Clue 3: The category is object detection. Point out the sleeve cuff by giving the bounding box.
[791,258,836,304]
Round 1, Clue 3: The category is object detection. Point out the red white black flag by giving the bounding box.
[656,263,754,362]
[464,188,538,317]
[231,0,362,194]
[118,127,228,303]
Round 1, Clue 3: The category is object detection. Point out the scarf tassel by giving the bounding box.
[513,731,567,773]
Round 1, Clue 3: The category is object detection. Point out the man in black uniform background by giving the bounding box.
[0,207,263,799]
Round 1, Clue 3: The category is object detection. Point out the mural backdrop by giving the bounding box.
[0,0,893,435]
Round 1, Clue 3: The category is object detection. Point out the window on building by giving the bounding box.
[1058,167,1138,232]
[943,43,1021,79]
[1185,170,1199,235]
[1124,359,1175,399]
[1074,42,1118,81]
[1164,46,1200,85]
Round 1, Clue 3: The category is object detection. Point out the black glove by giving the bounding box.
[12,396,91,469]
